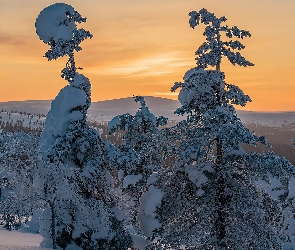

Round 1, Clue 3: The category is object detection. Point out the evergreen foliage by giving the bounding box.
[0,5,294,250]
[35,3,132,249]
[0,131,39,230]
[107,96,169,235]
[139,8,295,249]
[189,8,254,70]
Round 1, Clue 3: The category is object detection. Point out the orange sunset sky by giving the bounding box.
[0,0,294,111]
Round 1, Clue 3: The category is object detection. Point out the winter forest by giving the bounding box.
[1,3,295,250]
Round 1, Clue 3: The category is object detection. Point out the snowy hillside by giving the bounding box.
[238,110,295,127]
[1,97,295,125]
[0,101,51,116]
[0,111,45,128]
[0,110,45,133]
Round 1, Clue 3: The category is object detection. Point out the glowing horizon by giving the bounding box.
[0,0,294,111]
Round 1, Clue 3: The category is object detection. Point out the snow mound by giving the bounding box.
[185,162,214,188]
[131,234,149,250]
[25,209,43,234]
[0,247,44,250]
[0,228,44,249]
[123,174,143,188]
[39,85,86,154]
[138,185,164,237]
[35,3,76,43]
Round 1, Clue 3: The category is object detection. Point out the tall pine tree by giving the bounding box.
[139,8,295,249]
[35,3,132,249]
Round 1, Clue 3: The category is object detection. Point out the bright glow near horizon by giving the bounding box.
[0,0,294,111]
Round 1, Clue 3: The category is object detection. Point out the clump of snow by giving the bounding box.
[177,69,224,107]
[131,234,149,250]
[183,67,206,81]
[91,230,110,241]
[35,3,76,43]
[283,236,295,250]
[125,226,149,250]
[136,105,157,126]
[71,73,85,88]
[284,217,295,236]
[147,172,158,185]
[39,85,86,154]
[196,189,205,196]
[49,86,86,126]
[105,171,114,187]
[118,169,125,180]
[123,174,143,188]
[111,206,124,221]
[65,243,83,250]
[38,208,52,248]
[185,162,213,188]
[25,209,43,234]
[138,185,164,237]
[108,116,121,131]
[226,148,245,156]
[256,173,284,200]
[287,176,295,207]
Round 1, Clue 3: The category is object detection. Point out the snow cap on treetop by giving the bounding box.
[35,3,92,82]
[35,3,76,43]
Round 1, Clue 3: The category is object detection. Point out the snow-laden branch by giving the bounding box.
[188,8,253,70]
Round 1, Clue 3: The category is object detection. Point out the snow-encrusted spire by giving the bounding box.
[189,8,254,70]
[35,3,92,83]
[35,4,133,249]
[36,3,93,155]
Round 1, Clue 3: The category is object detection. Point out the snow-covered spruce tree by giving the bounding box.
[139,8,295,249]
[35,3,132,249]
[108,96,168,177]
[0,131,39,230]
[107,96,169,232]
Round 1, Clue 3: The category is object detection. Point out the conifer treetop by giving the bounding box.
[189,8,254,70]
[35,3,93,83]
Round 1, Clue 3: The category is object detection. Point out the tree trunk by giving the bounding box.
[216,61,221,72]
[214,65,230,248]
[49,202,57,249]
[215,138,228,248]
[216,171,229,249]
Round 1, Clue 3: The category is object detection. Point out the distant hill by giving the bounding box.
[1,97,294,163]
[1,97,295,125]
[88,96,181,121]
[0,100,51,115]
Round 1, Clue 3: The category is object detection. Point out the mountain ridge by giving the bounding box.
[1,97,295,125]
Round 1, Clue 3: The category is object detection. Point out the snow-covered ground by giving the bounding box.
[1,98,295,125]
[237,110,295,127]
[0,111,45,129]
[0,227,149,250]
[0,228,46,250]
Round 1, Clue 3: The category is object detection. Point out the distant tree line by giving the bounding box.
[243,123,295,164]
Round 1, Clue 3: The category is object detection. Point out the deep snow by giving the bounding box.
[0,228,47,250]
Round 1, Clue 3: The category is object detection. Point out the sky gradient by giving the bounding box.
[0,0,294,111]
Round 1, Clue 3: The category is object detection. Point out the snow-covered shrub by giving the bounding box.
[107,96,170,237]
[108,96,168,179]
[0,131,39,230]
